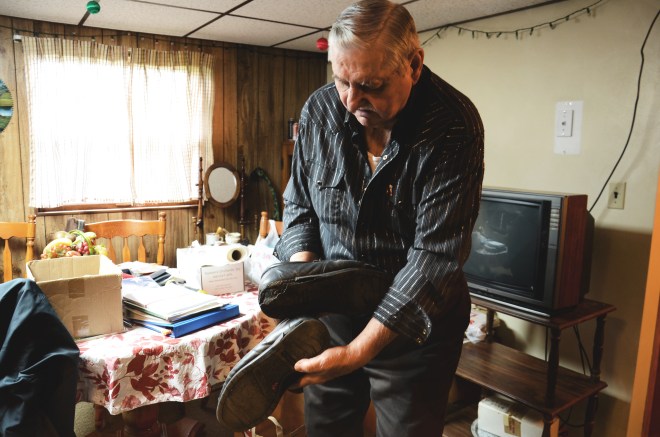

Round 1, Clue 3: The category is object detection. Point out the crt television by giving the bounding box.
[463,187,592,316]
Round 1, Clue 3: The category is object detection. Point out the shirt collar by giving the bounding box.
[391,65,430,144]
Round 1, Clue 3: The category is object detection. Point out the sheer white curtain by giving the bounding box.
[21,36,214,208]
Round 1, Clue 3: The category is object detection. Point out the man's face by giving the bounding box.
[330,44,421,130]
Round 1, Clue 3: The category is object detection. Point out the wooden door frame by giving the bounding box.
[628,170,660,436]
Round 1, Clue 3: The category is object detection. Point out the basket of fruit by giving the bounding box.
[42,230,108,259]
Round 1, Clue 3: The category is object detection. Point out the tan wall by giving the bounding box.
[0,15,327,273]
[421,0,659,435]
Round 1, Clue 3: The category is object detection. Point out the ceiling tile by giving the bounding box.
[0,0,87,25]
[85,0,218,37]
[234,0,353,29]
[148,0,245,13]
[189,15,313,47]
[276,30,331,53]
[407,0,557,32]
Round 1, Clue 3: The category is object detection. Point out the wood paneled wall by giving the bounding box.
[0,15,327,275]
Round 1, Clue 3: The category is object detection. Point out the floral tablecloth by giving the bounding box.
[75,281,276,415]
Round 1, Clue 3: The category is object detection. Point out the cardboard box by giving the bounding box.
[27,255,123,338]
[478,395,558,437]
[177,245,246,295]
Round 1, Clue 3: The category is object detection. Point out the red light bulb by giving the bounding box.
[316,37,328,51]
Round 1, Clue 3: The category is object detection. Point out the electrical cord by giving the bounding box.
[545,325,593,374]
[559,396,599,428]
[574,325,594,376]
[589,9,659,212]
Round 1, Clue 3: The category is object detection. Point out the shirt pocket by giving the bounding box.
[385,183,417,240]
[309,162,346,226]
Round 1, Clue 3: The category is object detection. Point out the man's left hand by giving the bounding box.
[292,318,397,387]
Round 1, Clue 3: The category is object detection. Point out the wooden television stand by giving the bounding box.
[448,296,615,437]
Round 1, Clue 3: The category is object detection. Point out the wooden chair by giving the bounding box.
[0,215,36,283]
[84,212,166,429]
[84,212,166,265]
[259,211,283,238]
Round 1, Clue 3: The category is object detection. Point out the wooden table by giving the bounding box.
[76,282,276,437]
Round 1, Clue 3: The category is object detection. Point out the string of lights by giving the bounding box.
[422,0,606,45]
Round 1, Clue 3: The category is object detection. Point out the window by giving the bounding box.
[21,36,214,209]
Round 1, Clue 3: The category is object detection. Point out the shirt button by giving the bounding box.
[316,180,321,186]
[382,154,388,160]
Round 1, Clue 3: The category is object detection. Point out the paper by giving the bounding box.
[244,221,280,284]
[177,244,247,271]
[117,261,167,276]
[121,279,225,321]
[215,243,248,263]
[200,262,244,295]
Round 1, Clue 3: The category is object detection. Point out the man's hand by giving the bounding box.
[293,318,397,387]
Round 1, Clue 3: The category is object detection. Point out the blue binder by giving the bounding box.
[128,304,240,338]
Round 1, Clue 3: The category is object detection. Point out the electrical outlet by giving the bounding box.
[608,182,626,209]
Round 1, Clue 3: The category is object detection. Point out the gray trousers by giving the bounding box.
[303,291,470,437]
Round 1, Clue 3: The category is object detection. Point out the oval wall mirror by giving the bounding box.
[0,80,13,133]
[205,162,240,207]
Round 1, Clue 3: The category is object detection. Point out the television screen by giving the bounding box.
[464,197,548,297]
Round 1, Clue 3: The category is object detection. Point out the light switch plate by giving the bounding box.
[554,101,583,155]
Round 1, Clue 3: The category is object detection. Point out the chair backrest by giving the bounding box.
[84,212,166,265]
[259,211,283,238]
[0,215,36,283]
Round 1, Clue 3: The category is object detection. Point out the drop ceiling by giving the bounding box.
[0,0,563,52]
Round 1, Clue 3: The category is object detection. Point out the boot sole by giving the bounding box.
[216,318,330,431]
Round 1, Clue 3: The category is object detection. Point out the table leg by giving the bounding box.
[546,327,561,404]
[87,404,204,437]
[583,394,598,437]
[591,316,606,380]
[542,415,553,437]
[583,315,607,437]
[486,309,496,341]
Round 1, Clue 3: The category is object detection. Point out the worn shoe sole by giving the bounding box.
[216,317,330,431]
[259,261,393,319]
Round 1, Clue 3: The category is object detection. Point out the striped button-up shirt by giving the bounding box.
[274,66,484,344]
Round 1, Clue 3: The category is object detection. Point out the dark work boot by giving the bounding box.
[258,260,393,319]
[216,316,330,432]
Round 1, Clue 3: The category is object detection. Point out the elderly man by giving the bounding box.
[218,1,484,435]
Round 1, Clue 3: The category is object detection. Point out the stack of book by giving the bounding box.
[121,276,239,338]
